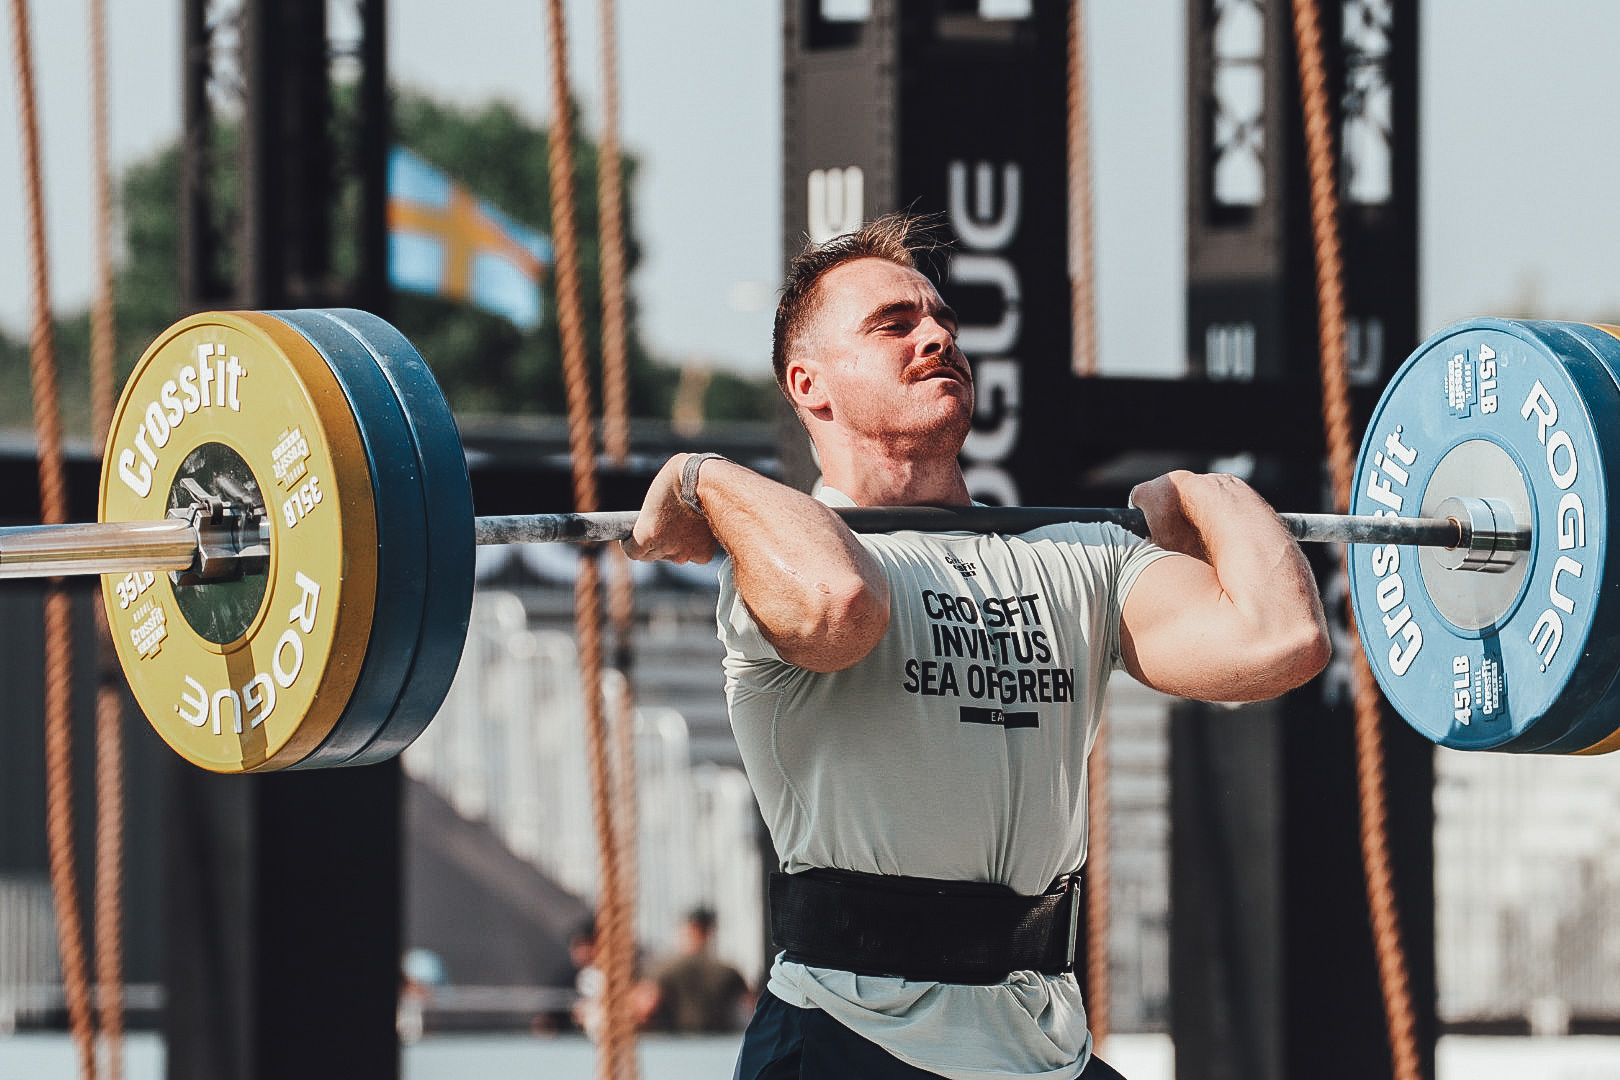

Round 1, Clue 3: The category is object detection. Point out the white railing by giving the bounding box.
[0,875,60,1034]
[405,590,764,979]
[1095,679,1620,1033]
[1435,750,1620,1027]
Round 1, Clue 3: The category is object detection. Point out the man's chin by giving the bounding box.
[930,410,974,450]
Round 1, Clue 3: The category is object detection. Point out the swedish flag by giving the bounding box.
[387,147,553,330]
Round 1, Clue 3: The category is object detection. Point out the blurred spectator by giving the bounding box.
[640,907,753,1033]
[567,918,608,1038]
[398,948,447,1044]
[534,917,598,1035]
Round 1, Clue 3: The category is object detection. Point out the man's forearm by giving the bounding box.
[1190,480,1330,693]
[1124,471,1331,700]
[691,457,891,672]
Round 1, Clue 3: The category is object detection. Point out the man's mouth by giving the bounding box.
[904,358,969,385]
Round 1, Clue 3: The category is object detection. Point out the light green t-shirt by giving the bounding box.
[717,490,1171,1080]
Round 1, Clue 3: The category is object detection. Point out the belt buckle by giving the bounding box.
[1063,878,1082,972]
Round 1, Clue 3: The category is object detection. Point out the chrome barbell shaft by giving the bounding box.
[475,506,1525,551]
[2,505,1526,581]
[473,512,641,546]
[0,520,201,579]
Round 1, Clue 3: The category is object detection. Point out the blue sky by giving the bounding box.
[3,1,1619,380]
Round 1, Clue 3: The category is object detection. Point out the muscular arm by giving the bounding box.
[621,454,891,672]
[1120,471,1331,701]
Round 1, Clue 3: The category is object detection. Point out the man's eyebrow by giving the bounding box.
[859,299,960,331]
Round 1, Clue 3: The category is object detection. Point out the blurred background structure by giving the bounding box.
[4,2,1620,1079]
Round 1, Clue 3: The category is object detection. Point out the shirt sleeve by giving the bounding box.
[1055,522,1175,672]
[1113,528,1176,618]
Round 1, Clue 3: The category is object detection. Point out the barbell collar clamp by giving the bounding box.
[167,480,272,585]
[1430,496,1523,574]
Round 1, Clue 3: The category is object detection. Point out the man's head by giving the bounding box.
[771,214,973,467]
[771,213,929,394]
[568,917,597,967]
[680,907,718,954]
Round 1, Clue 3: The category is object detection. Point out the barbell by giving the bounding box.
[0,309,1614,769]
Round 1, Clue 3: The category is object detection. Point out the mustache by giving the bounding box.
[902,355,970,384]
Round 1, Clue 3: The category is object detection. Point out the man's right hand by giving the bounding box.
[621,453,722,565]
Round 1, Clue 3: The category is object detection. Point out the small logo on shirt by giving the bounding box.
[943,553,977,578]
[960,706,1038,729]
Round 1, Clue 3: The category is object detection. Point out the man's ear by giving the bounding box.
[787,358,829,413]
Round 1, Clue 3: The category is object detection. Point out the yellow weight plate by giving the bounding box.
[99,312,379,773]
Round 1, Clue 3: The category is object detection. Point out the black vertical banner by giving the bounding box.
[172,4,400,1078]
[1179,2,1436,1078]
[1187,0,1418,391]
[894,4,1072,507]
[783,2,1077,506]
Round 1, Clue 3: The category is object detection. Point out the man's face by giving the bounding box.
[792,257,974,453]
[680,919,713,954]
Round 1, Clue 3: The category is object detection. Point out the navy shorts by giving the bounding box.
[733,990,1128,1080]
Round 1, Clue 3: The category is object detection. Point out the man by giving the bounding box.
[639,907,754,1033]
[623,214,1330,1079]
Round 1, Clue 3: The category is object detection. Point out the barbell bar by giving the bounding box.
[0,519,207,579]
[5,308,1618,771]
[0,503,1526,581]
[477,504,1515,552]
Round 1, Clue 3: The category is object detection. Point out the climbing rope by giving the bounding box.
[1290,3,1422,1079]
[1067,0,1112,1040]
[594,0,642,945]
[90,623,124,1080]
[86,0,125,1073]
[1067,0,1099,377]
[597,0,630,469]
[541,2,638,1077]
[9,0,97,1075]
[87,0,114,446]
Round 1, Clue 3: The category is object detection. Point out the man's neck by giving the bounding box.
[818,449,970,507]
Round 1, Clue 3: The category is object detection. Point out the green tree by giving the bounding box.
[0,130,229,434]
[388,91,674,416]
[1,87,779,435]
[702,370,784,423]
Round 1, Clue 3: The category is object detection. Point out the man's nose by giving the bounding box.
[916,317,953,355]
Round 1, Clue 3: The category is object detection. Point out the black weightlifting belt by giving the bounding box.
[769,868,1081,985]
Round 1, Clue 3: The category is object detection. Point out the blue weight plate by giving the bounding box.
[1349,318,1620,753]
[1523,323,1620,754]
[266,309,432,769]
[303,309,475,767]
